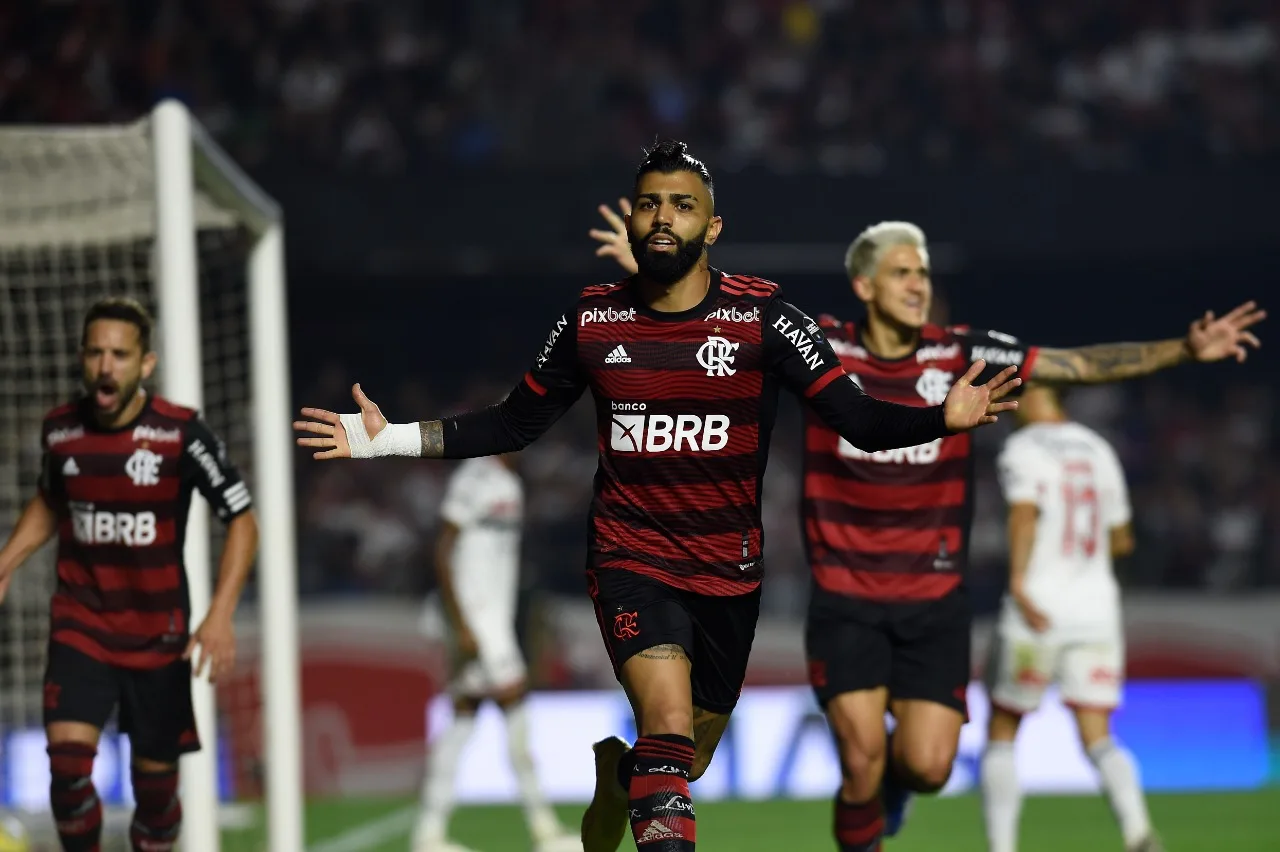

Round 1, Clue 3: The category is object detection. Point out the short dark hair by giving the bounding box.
[82,297,154,352]
[1023,380,1069,406]
[634,138,714,201]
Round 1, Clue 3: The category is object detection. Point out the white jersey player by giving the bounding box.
[980,384,1161,852]
[413,455,580,852]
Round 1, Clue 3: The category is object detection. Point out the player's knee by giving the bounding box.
[912,759,953,793]
[48,741,97,799]
[47,741,101,839]
[1073,708,1112,750]
[838,739,882,780]
[835,736,885,801]
[895,743,955,793]
[493,681,528,710]
[48,741,96,777]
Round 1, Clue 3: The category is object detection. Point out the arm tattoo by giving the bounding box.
[419,420,444,458]
[1032,338,1189,384]
[635,643,689,661]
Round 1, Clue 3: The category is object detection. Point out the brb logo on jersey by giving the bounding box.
[839,436,943,465]
[696,336,738,377]
[610,403,730,453]
[125,448,163,486]
[71,503,158,546]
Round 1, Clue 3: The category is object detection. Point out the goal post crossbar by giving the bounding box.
[0,104,280,246]
[187,118,281,237]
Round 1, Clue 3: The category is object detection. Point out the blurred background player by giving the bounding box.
[591,211,1263,851]
[297,140,1021,852]
[981,383,1161,852]
[411,453,578,852]
[0,298,258,852]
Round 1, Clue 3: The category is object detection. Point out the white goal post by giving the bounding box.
[0,100,303,852]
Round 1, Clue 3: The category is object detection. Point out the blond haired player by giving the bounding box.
[981,383,1162,852]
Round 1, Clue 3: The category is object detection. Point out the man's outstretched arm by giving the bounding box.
[296,312,587,460]
[763,298,1021,448]
[1031,301,1264,383]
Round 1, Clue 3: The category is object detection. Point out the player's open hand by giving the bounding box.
[1187,301,1265,363]
[185,612,236,683]
[294,383,387,459]
[589,198,639,275]
[942,362,1021,432]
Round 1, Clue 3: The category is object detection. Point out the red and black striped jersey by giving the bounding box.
[441,271,953,597]
[37,395,252,669]
[803,320,1038,603]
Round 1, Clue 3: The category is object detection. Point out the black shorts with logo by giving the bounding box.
[805,586,972,715]
[588,568,762,715]
[43,641,201,762]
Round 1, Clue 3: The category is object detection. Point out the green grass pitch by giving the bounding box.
[217,790,1280,852]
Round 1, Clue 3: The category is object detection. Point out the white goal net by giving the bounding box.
[0,105,300,852]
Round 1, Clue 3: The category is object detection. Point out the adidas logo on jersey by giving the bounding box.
[604,345,631,364]
[62,457,80,476]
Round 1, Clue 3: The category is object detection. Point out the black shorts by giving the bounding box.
[805,587,971,715]
[43,641,200,762]
[588,568,761,715]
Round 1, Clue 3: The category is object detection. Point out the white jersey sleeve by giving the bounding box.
[996,434,1050,506]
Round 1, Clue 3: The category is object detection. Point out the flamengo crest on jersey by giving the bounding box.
[695,336,738,376]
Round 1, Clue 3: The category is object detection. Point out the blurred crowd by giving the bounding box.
[293,368,1280,619]
[2,0,1277,174]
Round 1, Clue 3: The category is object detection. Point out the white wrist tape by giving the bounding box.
[339,415,421,458]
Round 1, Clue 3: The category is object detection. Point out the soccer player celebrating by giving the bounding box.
[0,298,258,852]
[591,213,1263,850]
[295,140,1021,852]
[412,454,577,852]
[982,383,1161,852]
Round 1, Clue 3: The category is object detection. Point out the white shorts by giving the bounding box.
[986,625,1124,715]
[449,622,527,698]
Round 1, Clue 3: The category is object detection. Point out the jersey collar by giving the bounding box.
[628,268,724,323]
